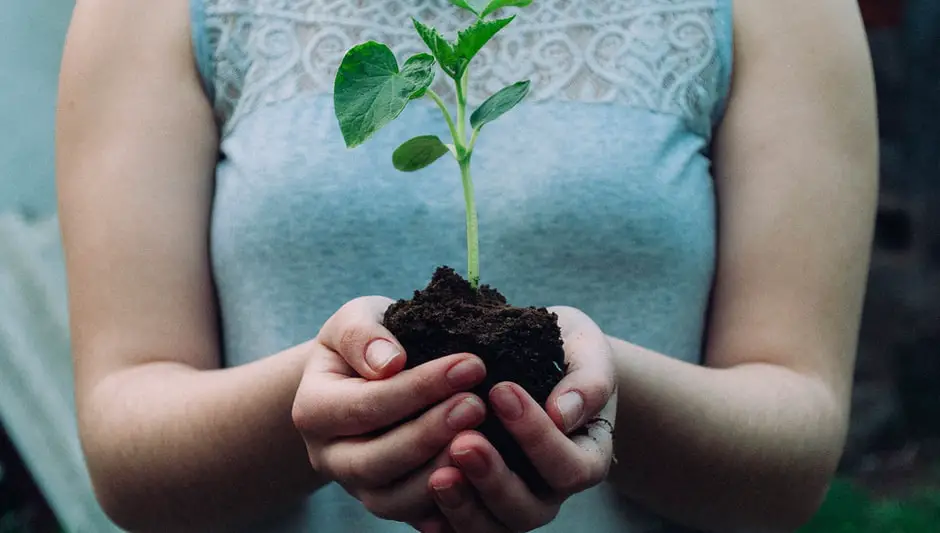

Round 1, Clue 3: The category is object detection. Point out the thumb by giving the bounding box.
[318,296,407,380]
[545,306,618,435]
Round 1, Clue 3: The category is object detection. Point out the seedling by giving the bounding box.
[333,0,534,289]
[334,1,565,492]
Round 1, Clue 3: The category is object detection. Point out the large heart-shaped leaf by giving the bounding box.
[412,18,462,78]
[455,16,514,64]
[470,80,530,130]
[480,0,533,19]
[392,135,450,171]
[334,42,436,148]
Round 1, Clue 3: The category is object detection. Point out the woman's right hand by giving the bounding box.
[291,296,488,524]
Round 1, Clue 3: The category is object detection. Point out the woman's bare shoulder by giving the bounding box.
[57,0,221,393]
[706,0,877,398]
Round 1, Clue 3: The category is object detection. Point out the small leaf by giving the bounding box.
[333,43,436,148]
[448,0,480,14]
[392,135,450,171]
[455,16,514,65]
[470,80,530,130]
[413,19,461,78]
[480,0,533,19]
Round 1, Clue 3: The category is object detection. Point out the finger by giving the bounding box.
[429,467,509,533]
[318,296,406,379]
[294,351,486,437]
[545,306,618,434]
[320,393,486,487]
[356,449,454,523]
[448,432,560,531]
[489,382,614,495]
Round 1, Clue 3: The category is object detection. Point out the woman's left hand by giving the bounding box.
[416,306,618,533]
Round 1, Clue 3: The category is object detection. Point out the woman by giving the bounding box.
[55,0,877,531]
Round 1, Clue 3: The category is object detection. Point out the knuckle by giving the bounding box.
[336,297,368,319]
[359,295,394,310]
[412,369,445,402]
[338,324,369,359]
[554,461,594,494]
[412,420,450,459]
[332,452,375,488]
[306,448,327,477]
[291,397,309,431]
[291,390,325,434]
[340,394,384,434]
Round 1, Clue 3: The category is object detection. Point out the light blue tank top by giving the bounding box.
[190,1,732,531]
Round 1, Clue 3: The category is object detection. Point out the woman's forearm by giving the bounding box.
[78,341,325,532]
[605,336,844,533]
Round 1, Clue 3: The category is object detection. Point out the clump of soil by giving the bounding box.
[384,266,566,492]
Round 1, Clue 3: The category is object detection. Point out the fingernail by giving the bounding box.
[446,358,485,389]
[557,391,584,432]
[453,448,488,478]
[490,385,524,421]
[446,397,484,430]
[365,339,400,372]
[433,481,465,509]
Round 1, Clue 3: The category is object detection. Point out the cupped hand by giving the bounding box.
[422,305,618,532]
[291,296,490,523]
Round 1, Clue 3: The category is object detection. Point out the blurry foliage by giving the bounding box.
[800,478,940,533]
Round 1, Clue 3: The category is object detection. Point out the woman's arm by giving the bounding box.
[57,1,324,530]
[606,1,878,531]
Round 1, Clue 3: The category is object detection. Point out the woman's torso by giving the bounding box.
[190,0,732,530]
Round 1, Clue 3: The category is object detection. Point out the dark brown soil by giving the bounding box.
[384,266,566,492]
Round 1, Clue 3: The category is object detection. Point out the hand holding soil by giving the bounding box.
[291,296,490,524]
[418,305,619,533]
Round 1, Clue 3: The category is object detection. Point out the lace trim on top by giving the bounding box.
[200,0,727,137]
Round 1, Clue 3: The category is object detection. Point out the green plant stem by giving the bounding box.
[459,156,480,288]
[454,68,479,288]
[426,89,459,146]
[456,72,468,149]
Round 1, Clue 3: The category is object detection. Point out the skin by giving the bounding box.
[56,0,876,532]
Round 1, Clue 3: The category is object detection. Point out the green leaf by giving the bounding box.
[412,19,461,78]
[480,0,533,19]
[448,0,480,14]
[392,135,450,171]
[333,43,436,148]
[455,16,514,64]
[470,80,530,130]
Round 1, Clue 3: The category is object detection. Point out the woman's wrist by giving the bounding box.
[79,343,326,531]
